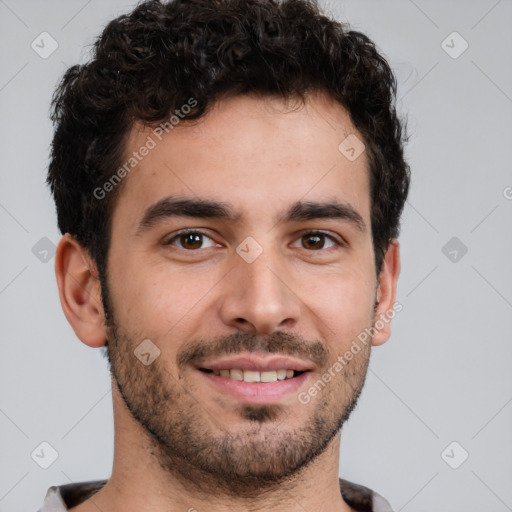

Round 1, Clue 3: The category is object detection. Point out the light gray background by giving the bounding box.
[1,1,511,511]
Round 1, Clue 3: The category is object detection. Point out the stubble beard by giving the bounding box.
[102,284,372,498]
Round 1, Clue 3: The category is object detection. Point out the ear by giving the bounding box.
[371,239,401,347]
[54,233,107,348]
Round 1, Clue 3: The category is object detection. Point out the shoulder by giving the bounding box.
[38,480,107,511]
[339,478,394,512]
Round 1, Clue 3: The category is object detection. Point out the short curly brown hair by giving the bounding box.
[47,0,410,283]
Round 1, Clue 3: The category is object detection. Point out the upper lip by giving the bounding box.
[196,353,314,372]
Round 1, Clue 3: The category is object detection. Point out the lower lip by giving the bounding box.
[198,370,311,404]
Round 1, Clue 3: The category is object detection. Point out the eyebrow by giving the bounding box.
[134,195,366,236]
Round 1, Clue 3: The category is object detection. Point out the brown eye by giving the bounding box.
[303,233,324,250]
[179,232,203,250]
[297,231,340,251]
[164,230,217,250]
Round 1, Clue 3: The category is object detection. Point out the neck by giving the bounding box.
[80,386,354,512]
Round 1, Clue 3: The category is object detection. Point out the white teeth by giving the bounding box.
[211,369,299,382]
[229,369,244,381]
[260,371,277,383]
[243,370,260,383]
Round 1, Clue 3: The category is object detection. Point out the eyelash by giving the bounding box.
[162,229,345,252]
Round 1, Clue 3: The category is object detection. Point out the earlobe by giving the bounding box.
[371,239,401,347]
[55,233,107,348]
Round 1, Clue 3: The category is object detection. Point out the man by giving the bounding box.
[40,0,410,510]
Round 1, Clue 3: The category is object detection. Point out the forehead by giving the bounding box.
[112,91,371,231]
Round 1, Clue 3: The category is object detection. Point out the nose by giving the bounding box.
[219,247,301,335]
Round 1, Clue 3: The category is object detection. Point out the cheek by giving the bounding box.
[113,261,220,337]
[305,265,375,344]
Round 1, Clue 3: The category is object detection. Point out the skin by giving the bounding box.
[55,91,400,512]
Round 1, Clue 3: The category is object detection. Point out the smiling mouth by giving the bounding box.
[199,368,307,382]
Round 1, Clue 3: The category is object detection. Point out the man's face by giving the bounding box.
[103,92,379,493]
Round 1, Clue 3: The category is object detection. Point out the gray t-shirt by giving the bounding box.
[37,478,394,511]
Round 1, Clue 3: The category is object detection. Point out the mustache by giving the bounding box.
[177,331,329,369]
